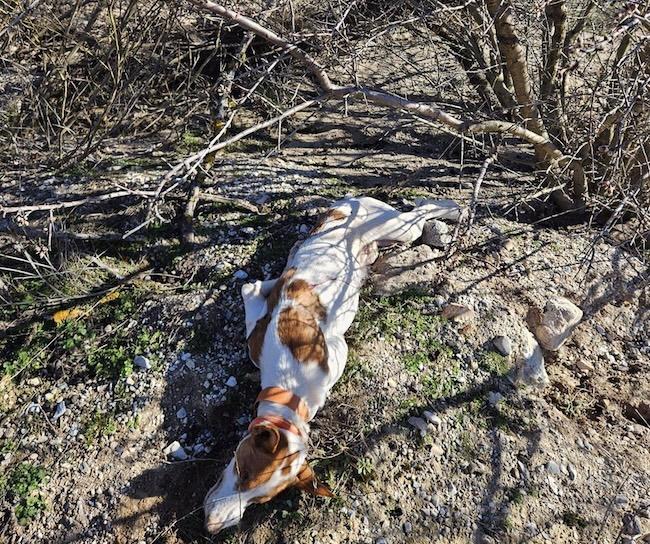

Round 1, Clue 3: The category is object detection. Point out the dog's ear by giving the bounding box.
[251,423,281,454]
[294,461,334,497]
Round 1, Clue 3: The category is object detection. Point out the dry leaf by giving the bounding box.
[53,308,85,325]
[99,291,120,304]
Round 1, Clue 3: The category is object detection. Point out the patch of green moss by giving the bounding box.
[482,351,510,376]
[0,462,47,525]
[83,409,118,444]
[562,511,589,528]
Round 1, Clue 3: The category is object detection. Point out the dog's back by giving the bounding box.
[245,196,461,411]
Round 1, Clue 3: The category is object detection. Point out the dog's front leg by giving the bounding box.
[241,278,278,337]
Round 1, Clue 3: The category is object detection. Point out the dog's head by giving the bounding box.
[203,421,332,534]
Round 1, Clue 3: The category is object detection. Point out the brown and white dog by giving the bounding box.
[203,196,460,533]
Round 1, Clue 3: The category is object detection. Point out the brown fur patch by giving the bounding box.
[236,426,299,502]
[310,208,348,234]
[247,268,296,366]
[277,306,328,371]
[248,314,270,368]
[236,427,289,491]
[286,279,327,321]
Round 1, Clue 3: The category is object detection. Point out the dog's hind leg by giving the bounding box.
[241,279,278,337]
[360,199,461,245]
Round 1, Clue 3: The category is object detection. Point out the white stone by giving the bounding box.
[493,335,513,356]
[546,460,561,474]
[176,407,187,420]
[52,401,66,421]
[547,475,560,495]
[576,359,594,373]
[163,441,188,461]
[233,270,249,280]
[517,331,549,389]
[225,376,237,388]
[423,411,442,426]
[534,297,583,351]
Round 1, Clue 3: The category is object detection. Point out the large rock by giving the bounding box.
[531,297,583,351]
[422,220,452,248]
[372,244,439,295]
[493,335,513,356]
[516,331,549,389]
[441,303,475,324]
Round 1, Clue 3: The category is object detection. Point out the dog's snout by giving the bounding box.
[204,518,223,534]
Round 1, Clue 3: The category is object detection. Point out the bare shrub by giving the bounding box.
[1,0,649,232]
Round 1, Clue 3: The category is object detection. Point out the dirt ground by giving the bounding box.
[1,23,649,544]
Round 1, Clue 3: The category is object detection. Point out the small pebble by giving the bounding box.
[488,391,503,407]
[225,376,237,388]
[546,460,561,474]
[133,355,151,370]
[408,416,428,436]
[233,270,248,280]
[163,441,188,461]
[623,514,642,536]
[52,401,66,421]
[567,464,577,481]
[176,407,187,420]
[615,494,629,508]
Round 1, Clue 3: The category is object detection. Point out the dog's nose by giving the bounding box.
[204,518,224,534]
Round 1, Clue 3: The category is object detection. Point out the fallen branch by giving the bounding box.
[187,0,337,92]
[0,189,154,214]
[0,190,259,216]
[0,223,145,242]
[163,95,325,181]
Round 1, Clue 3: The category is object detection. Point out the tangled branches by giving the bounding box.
[1,0,649,234]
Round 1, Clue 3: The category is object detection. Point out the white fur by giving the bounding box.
[204,196,460,533]
[251,196,460,415]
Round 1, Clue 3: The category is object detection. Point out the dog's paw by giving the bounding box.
[241,281,261,298]
[414,198,464,222]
